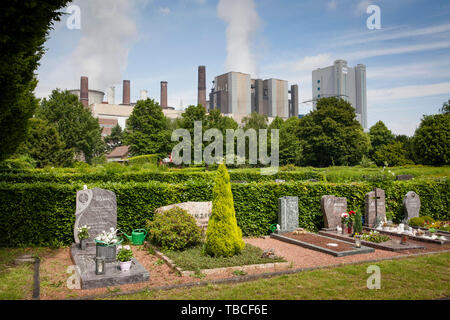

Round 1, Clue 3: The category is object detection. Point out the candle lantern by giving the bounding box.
[355,235,362,248]
[95,256,106,275]
[400,233,408,245]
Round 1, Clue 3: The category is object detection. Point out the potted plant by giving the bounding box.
[77,225,90,250]
[95,228,122,263]
[117,245,133,272]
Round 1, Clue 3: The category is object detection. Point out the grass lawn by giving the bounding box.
[110,252,450,300]
[161,244,286,271]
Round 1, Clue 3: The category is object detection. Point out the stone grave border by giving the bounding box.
[363,227,450,245]
[65,248,450,301]
[318,230,425,252]
[14,254,40,300]
[145,242,291,277]
[270,232,375,257]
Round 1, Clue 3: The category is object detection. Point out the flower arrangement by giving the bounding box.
[95,228,120,246]
[341,211,356,227]
[117,245,133,262]
[77,225,90,240]
[361,231,390,243]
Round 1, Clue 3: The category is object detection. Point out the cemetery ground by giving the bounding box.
[0,239,448,300]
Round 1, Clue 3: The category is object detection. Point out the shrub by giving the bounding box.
[128,154,159,166]
[204,164,245,257]
[147,207,202,251]
[421,216,435,225]
[408,217,424,227]
[353,210,363,234]
[117,248,133,262]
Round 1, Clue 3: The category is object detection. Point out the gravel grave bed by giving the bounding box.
[281,232,357,252]
[37,237,450,299]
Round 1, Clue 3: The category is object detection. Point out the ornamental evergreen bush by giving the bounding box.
[147,207,202,251]
[204,164,245,257]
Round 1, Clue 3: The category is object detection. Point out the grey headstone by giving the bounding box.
[396,175,413,181]
[321,195,347,230]
[403,191,421,222]
[364,188,386,227]
[278,197,299,232]
[74,187,117,244]
[155,202,212,231]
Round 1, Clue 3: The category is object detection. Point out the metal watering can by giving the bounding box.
[122,229,147,245]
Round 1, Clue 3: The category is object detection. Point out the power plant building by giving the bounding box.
[209,71,299,121]
[312,59,367,130]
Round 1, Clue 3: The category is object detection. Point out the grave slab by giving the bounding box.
[403,191,421,222]
[364,188,386,227]
[278,196,299,232]
[70,244,149,290]
[321,195,347,230]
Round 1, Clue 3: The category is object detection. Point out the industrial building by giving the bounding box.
[312,59,367,130]
[209,71,299,122]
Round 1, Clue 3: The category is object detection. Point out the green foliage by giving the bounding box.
[14,118,74,168]
[353,210,363,234]
[117,248,133,262]
[104,124,124,153]
[128,154,159,167]
[147,207,202,251]
[0,0,71,161]
[123,99,172,157]
[369,121,395,159]
[0,155,36,170]
[242,112,268,130]
[373,141,414,167]
[408,217,424,227]
[35,90,105,164]
[360,231,390,243]
[297,97,370,167]
[412,113,450,165]
[205,164,245,257]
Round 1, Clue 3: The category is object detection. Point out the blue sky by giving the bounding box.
[35,0,450,136]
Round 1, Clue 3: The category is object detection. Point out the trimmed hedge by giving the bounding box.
[0,180,448,247]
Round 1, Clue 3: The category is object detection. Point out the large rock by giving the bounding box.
[74,187,117,244]
[155,202,212,230]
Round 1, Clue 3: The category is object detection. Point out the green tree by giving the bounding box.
[369,121,395,159]
[0,0,71,161]
[279,117,303,166]
[412,112,450,165]
[15,118,74,168]
[373,141,414,167]
[242,112,268,131]
[297,97,370,167]
[36,89,105,164]
[123,98,172,157]
[104,124,123,153]
[205,163,245,257]
[440,99,450,114]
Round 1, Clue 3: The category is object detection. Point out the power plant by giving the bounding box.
[70,66,302,137]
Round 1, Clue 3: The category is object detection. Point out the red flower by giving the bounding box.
[349,210,356,215]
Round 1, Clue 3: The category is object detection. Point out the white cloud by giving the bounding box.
[158,7,171,15]
[354,0,371,15]
[368,82,450,103]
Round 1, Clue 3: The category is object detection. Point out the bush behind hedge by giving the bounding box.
[0,180,448,247]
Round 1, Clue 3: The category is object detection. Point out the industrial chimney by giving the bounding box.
[123,80,131,105]
[198,66,206,109]
[108,86,115,105]
[80,76,89,107]
[160,81,168,109]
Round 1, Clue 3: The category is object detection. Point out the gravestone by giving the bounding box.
[396,175,413,181]
[321,195,347,230]
[74,187,117,244]
[155,202,212,231]
[278,196,299,233]
[403,191,421,222]
[364,188,386,227]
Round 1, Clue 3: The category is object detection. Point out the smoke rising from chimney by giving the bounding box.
[71,0,140,91]
[217,0,261,77]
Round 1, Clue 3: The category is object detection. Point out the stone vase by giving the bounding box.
[79,239,87,250]
[96,244,117,263]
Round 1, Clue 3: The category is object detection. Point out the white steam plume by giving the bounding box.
[70,0,139,91]
[217,0,261,77]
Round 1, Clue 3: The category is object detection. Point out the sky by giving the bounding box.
[35,0,450,136]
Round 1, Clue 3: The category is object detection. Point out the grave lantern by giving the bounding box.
[354,235,362,248]
[400,233,408,245]
[95,256,105,275]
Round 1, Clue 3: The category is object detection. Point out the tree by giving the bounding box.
[278,117,303,166]
[0,0,71,161]
[205,163,245,257]
[15,118,74,168]
[412,112,449,165]
[440,99,450,114]
[372,141,414,167]
[35,89,105,164]
[242,112,268,131]
[369,121,395,159]
[123,98,172,157]
[297,97,370,167]
[104,124,123,153]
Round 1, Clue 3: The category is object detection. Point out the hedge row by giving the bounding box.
[0,180,448,247]
[0,170,325,184]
